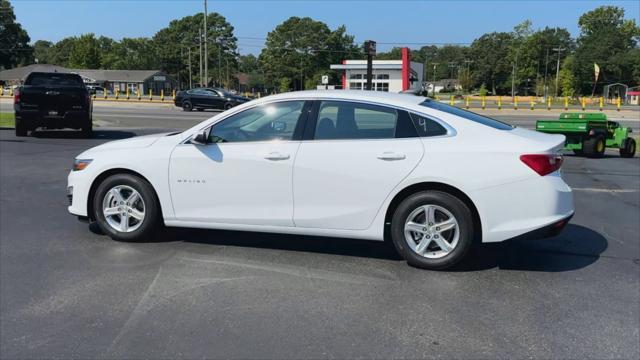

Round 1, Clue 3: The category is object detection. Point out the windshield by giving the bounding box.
[420,99,513,130]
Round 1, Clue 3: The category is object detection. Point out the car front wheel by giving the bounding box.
[390,191,474,270]
[182,100,193,111]
[93,174,160,242]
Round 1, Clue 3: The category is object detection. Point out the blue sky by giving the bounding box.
[12,0,640,55]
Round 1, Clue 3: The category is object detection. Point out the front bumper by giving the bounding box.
[67,170,91,217]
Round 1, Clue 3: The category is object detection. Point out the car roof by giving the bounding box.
[258,90,425,106]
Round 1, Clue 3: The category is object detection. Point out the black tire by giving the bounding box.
[583,135,605,158]
[224,102,234,110]
[15,118,27,137]
[620,138,636,158]
[81,122,93,138]
[390,191,475,270]
[92,174,161,242]
[196,108,204,112]
[182,100,193,112]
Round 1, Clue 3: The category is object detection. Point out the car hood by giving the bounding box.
[79,132,172,155]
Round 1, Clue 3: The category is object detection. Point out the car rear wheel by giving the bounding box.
[583,135,605,158]
[93,174,160,242]
[182,101,193,112]
[390,191,474,270]
[224,102,234,110]
[15,119,28,137]
[620,138,636,158]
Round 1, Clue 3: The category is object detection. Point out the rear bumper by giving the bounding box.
[506,212,574,241]
[16,110,91,129]
[471,173,575,243]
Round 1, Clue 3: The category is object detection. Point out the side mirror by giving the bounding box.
[191,129,209,145]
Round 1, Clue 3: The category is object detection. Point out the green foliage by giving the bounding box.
[68,34,101,68]
[279,77,291,93]
[470,32,513,94]
[259,17,359,91]
[0,0,33,69]
[559,55,577,97]
[478,83,488,97]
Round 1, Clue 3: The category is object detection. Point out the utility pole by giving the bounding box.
[218,39,222,87]
[199,29,203,87]
[432,63,439,97]
[553,46,565,98]
[188,47,192,89]
[203,0,208,87]
[543,47,549,100]
[364,40,376,91]
[448,62,457,79]
[511,49,519,100]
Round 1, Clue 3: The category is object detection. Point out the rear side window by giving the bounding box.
[409,113,448,137]
[315,101,397,140]
[420,99,512,130]
[25,73,84,86]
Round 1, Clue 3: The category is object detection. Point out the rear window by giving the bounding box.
[420,99,513,130]
[25,73,84,87]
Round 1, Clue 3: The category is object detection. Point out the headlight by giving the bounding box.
[73,159,92,171]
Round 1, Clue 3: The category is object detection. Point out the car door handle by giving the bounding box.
[377,152,406,160]
[264,152,290,161]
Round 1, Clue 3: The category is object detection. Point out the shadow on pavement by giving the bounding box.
[88,222,605,272]
[456,224,607,272]
[32,129,137,140]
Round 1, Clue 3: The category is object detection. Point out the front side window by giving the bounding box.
[420,99,512,130]
[315,101,397,140]
[209,101,305,143]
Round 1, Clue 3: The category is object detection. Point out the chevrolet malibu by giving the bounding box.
[68,91,574,270]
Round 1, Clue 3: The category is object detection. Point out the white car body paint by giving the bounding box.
[68,90,574,243]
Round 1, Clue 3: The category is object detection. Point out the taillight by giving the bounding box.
[520,154,563,176]
[13,89,19,104]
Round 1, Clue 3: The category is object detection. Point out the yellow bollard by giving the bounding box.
[115,89,120,100]
[258,93,261,98]
[449,96,454,106]
[547,96,552,110]
[0,86,3,96]
[149,89,153,101]
[465,96,470,109]
[104,88,108,100]
[617,96,621,111]
[161,89,164,101]
[564,96,568,111]
[482,96,486,110]
[497,96,501,110]
[172,90,176,101]
[126,89,130,100]
[599,96,604,111]
[581,97,586,111]
[530,98,535,110]
[436,95,440,101]
[9,87,13,96]
[137,89,141,101]
[92,93,96,99]
[514,96,518,110]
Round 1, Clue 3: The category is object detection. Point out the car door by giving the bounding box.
[293,100,425,230]
[169,100,309,226]
[202,89,223,109]
[188,89,206,107]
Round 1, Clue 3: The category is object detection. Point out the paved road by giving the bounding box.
[91,103,640,133]
[1,125,638,358]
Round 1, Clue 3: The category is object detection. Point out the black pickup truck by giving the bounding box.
[14,72,93,137]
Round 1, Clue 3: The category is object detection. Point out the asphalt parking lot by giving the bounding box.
[1,105,639,358]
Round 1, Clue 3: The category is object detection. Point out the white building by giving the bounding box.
[330,48,423,93]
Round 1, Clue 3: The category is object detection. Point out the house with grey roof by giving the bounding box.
[0,64,177,95]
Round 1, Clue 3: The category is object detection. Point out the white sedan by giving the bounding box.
[67,91,574,270]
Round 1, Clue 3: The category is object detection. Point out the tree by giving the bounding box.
[153,12,238,87]
[470,32,513,94]
[573,6,640,94]
[68,34,101,68]
[0,0,33,69]
[259,17,358,90]
[33,40,54,64]
[559,55,577,97]
[238,54,259,73]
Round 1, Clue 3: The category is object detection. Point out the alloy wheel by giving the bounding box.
[101,185,146,233]
[404,204,459,259]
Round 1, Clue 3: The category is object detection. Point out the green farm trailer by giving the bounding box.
[536,113,636,158]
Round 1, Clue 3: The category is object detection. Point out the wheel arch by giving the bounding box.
[87,168,164,222]
[383,182,482,243]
